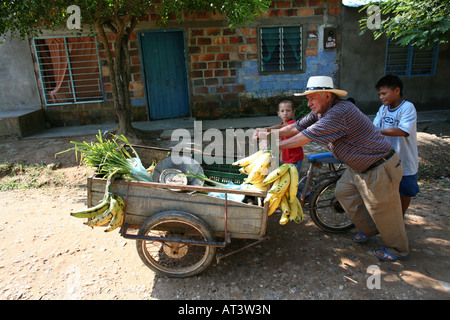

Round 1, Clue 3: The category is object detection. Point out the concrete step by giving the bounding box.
[0,109,45,138]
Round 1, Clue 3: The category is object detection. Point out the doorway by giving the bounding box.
[139,30,190,120]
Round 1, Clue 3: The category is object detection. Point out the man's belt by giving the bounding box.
[365,150,396,172]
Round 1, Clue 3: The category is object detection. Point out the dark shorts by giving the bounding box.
[399,173,420,197]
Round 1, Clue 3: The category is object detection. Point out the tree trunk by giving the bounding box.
[94,18,139,136]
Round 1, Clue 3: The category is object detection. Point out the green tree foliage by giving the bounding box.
[0,0,270,135]
[359,0,450,50]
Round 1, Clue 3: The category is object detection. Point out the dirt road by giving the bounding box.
[0,123,449,301]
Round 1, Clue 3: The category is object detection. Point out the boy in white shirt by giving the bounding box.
[373,75,420,216]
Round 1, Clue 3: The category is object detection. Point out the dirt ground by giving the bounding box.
[0,121,449,301]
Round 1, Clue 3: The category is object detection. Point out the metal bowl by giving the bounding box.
[152,155,205,187]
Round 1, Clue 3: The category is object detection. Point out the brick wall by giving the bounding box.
[185,0,343,118]
[188,27,258,118]
[34,0,342,126]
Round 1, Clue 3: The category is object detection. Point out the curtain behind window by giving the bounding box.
[35,36,103,105]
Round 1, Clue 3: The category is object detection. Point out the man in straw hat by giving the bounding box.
[254,76,409,261]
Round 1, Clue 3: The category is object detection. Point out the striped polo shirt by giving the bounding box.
[295,99,393,172]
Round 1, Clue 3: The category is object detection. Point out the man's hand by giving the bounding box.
[252,128,260,141]
[253,128,270,141]
[253,128,271,150]
[258,137,269,150]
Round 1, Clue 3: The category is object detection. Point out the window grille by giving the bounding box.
[260,26,303,73]
[385,38,439,77]
[33,36,104,105]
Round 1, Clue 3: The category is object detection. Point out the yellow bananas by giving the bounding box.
[246,152,271,184]
[263,163,290,184]
[70,193,125,232]
[264,163,303,225]
[80,194,126,232]
[233,150,303,225]
[291,197,304,223]
[70,194,111,218]
[264,178,280,203]
[232,150,273,191]
[268,195,282,216]
[232,150,264,167]
[279,196,290,225]
[104,195,126,232]
[70,173,126,232]
[288,165,299,203]
[268,171,290,195]
[85,195,118,227]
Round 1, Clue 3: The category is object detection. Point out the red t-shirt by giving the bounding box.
[280,119,304,163]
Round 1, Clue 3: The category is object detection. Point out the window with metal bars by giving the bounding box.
[385,38,439,77]
[33,36,104,105]
[260,26,303,73]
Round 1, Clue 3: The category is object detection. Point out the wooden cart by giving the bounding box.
[87,145,270,278]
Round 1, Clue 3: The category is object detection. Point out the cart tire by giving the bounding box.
[136,211,216,278]
[308,177,354,232]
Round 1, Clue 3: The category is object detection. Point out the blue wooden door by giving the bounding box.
[140,30,190,120]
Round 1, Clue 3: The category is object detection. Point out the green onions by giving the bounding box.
[57,131,152,181]
[184,170,226,187]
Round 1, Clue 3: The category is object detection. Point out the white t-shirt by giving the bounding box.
[373,100,418,176]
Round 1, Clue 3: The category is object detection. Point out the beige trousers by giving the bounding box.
[335,152,409,257]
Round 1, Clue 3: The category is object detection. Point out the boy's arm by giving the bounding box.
[379,103,417,137]
[264,124,284,130]
[380,128,408,137]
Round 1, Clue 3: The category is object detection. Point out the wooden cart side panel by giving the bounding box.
[88,178,266,240]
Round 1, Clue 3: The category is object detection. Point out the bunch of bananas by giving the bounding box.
[70,175,126,232]
[71,193,125,232]
[71,193,126,232]
[232,151,303,225]
[263,164,303,225]
[232,150,272,191]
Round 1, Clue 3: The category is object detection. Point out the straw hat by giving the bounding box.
[294,76,347,98]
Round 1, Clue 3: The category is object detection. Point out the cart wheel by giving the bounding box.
[136,211,216,278]
[308,177,354,232]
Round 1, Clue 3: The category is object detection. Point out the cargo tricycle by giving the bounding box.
[86,145,353,278]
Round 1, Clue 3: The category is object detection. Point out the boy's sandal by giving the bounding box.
[374,248,408,262]
[353,231,373,243]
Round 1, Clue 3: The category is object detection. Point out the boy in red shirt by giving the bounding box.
[266,100,304,176]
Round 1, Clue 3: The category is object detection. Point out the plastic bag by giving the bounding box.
[127,158,153,182]
[207,182,247,202]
